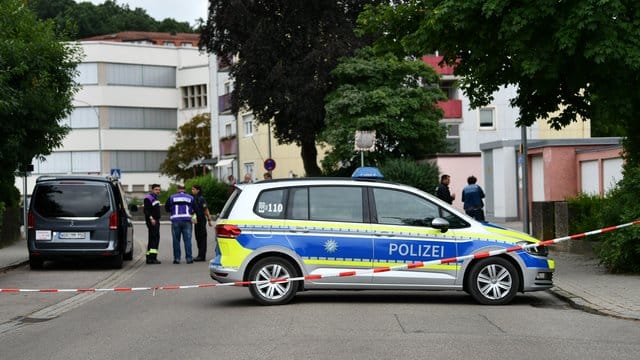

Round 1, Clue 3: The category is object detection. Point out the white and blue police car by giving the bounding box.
[210,168,554,305]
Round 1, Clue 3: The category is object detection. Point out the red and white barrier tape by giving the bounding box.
[2,220,639,294]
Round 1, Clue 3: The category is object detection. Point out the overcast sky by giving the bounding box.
[77,0,208,25]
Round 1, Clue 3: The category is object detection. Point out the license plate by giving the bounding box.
[59,232,86,239]
[35,230,52,240]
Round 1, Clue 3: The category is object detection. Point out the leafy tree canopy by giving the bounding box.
[200,0,381,176]
[160,113,212,182]
[359,0,640,165]
[28,0,195,39]
[0,0,80,205]
[321,47,448,173]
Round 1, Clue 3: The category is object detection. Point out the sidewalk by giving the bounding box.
[1,223,638,320]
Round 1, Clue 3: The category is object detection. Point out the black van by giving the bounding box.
[27,175,136,269]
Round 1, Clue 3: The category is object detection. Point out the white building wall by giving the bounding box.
[17,40,210,197]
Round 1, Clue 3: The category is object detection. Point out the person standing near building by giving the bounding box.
[462,175,486,222]
[436,174,455,204]
[143,184,162,264]
[165,184,195,264]
[191,184,213,261]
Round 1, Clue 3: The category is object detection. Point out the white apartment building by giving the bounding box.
[17,32,212,196]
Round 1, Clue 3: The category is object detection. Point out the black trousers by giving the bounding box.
[146,220,160,252]
[194,221,207,258]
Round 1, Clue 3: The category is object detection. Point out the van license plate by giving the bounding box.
[59,232,86,239]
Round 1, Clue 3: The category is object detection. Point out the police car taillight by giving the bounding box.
[216,224,241,238]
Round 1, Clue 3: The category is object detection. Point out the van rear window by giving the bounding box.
[33,184,111,218]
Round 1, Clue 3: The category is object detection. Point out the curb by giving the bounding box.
[0,260,29,274]
[549,287,639,322]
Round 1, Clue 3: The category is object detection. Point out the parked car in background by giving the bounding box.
[27,175,137,269]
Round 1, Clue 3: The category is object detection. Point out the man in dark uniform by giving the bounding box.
[436,174,455,204]
[143,184,162,264]
[191,184,213,261]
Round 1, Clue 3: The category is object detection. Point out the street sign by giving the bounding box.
[110,168,121,178]
[264,158,276,171]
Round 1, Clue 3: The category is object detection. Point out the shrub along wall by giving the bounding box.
[0,206,21,248]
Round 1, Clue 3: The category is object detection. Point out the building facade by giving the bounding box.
[17,32,211,196]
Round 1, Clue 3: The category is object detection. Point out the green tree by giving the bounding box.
[28,0,194,39]
[358,0,640,166]
[159,113,212,182]
[321,47,448,172]
[0,0,80,205]
[200,0,381,176]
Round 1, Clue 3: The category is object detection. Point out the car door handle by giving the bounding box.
[289,227,310,233]
[375,231,395,237]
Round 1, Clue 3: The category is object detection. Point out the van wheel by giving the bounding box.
[123,242,133,261]
[467,257,519,305]
[111,253,124,269]
[29,256,44,270]
[248,257,297,305]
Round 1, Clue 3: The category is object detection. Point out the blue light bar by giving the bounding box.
[351,167,384,179]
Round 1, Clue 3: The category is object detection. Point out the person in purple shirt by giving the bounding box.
[143,184,162,264]
[165,184,196,264]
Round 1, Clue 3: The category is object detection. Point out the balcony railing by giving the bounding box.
[219,135,237,156]
[217,55,232,70]
[437,99,462,119]
[218,93,232,114]
[422,55,456,76]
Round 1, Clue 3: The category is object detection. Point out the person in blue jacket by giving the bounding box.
[165,184,195,264]
[461,175,486,222]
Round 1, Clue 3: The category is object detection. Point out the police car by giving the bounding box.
[210,168,554,305]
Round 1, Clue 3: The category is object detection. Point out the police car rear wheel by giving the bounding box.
[467,257,519,305]
[248,257,297,305]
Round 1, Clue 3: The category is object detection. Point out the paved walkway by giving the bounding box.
[1,222,638,320]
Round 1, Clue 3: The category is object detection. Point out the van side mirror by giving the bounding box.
[431,217,450,233]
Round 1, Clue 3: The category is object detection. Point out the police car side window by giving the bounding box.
[289,187,309,220]
[308,186,363,223]
[372,188,439,226]
[254,189,286,219]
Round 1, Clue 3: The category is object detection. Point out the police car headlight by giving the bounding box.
[517,241,549,257]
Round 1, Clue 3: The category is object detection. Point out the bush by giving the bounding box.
[185,176,233,217]
[566,193,607,235]
[594,165,640,273]
[378,158,440,194]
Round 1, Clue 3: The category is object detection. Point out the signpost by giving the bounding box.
[264,158,276,172]
[110,168,121,179]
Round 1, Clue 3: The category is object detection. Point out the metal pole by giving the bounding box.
[521,126,530,234]
[23,173,28,240]
[361,151,364,167]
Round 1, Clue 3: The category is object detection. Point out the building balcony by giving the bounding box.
[437,99,462,119]
[219,135,237,156]
[218,93,232,114]
[422,55,456,76]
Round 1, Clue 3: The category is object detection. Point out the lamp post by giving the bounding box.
[75,100,102,174]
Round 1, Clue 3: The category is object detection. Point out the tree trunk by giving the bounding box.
[300,139,321,177]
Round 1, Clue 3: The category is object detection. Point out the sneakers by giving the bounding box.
[173,260,180,264]
[146,258,161,265]
[193,257,206,262]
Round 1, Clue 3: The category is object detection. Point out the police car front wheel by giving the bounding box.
[248,257,297,305]
[467,257,520,305]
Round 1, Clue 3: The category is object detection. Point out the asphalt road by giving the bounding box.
[0,224,638,360]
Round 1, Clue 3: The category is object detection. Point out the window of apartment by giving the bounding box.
[35,152,100,174]
[109,107,177,129]
[244,162,255,180]
[224,81,232,94]
[479,107,495,129]
[181,84,208,109]
[447,123,460,137]
[60,107,99,128]
[243,113,254,137]
[74,63,98,85]
[164,41,175,47]
[225,123,233,137]
[181,43,193,48]
[105,63,176,88]
[110,151,167,172]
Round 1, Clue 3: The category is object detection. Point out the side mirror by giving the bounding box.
[431,217,450,233]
